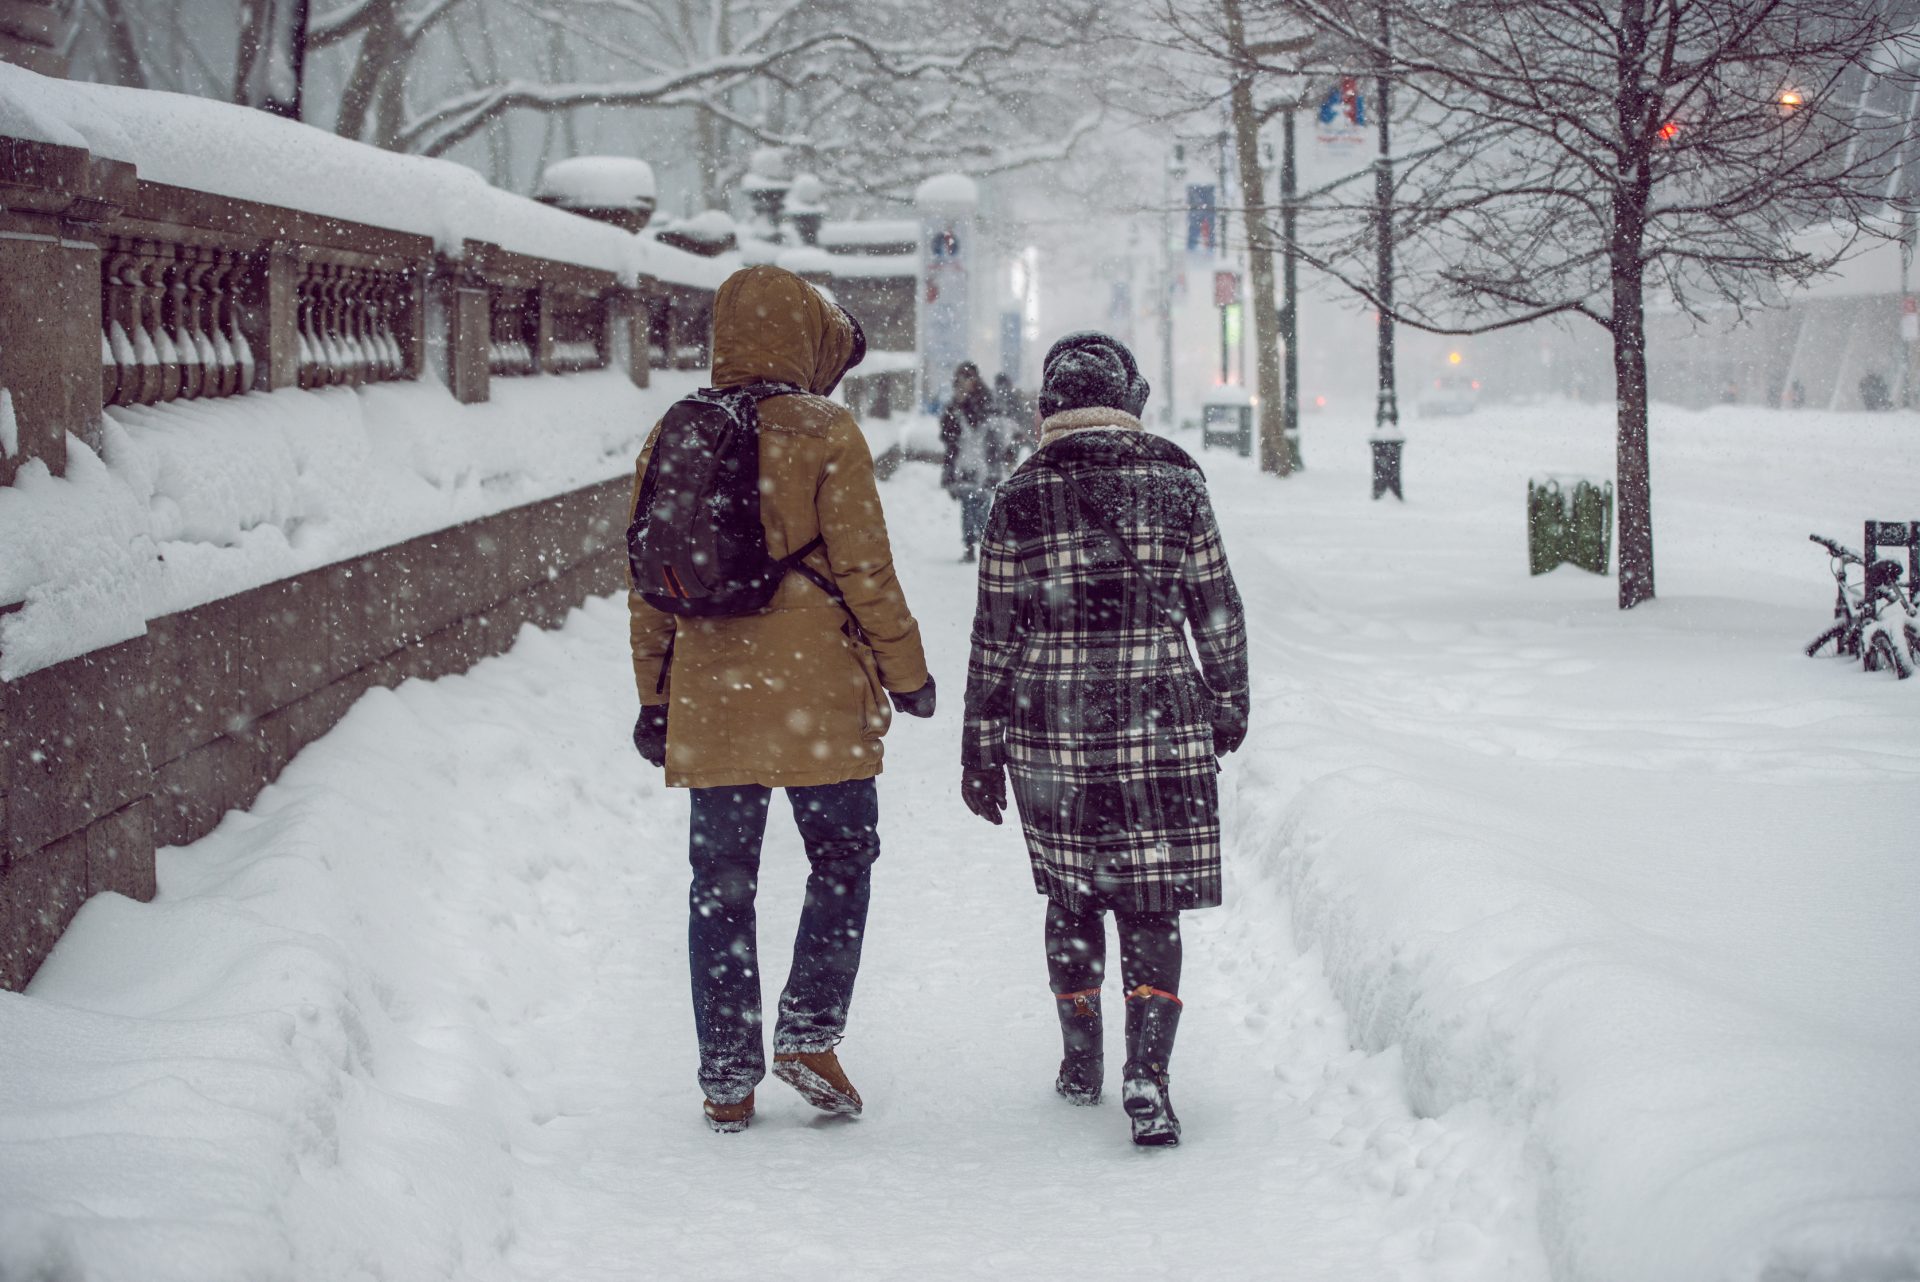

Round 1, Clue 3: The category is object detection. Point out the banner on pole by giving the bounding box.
[1316,77,1367,147]
[1186,185,1217,253]
[1213,271,1240,307]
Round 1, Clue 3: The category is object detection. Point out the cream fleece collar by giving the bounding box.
[1038,407,1145,443]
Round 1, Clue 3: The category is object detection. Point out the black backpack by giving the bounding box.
[628,380,836,617]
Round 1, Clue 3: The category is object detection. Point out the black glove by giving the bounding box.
[1212,706,1248,757]
[961,764,1006,825]
[889,676,937,719]
[634,704,668,766]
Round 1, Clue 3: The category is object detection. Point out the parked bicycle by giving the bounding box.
[1806,532,1919,680]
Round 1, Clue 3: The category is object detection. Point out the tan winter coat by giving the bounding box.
[627,266,929,789]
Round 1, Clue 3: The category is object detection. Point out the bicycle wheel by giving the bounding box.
[1866,630,1912,679]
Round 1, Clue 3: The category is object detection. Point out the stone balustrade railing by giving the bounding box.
[100,239,257,406]
[0,132,684,492]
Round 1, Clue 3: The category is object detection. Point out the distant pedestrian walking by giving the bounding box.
[992,372,1033,450]
[627,265,935,1133]
[939,361,1012,561]
[960,332,1250,1147]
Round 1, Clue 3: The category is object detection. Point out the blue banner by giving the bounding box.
[1186,185,1217,253]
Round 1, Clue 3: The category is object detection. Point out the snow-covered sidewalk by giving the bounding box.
[2,399,1914,1281]
[1222,404,1920,1281]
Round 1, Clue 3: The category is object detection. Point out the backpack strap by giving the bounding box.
[725,379,806,404]
[1041,459,1185,639]
[783,535,869,643]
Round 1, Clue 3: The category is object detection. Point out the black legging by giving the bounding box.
[1045,898,1182,995]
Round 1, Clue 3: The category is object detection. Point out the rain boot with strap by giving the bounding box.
[1055,987,1103,1105]
[1122,985,1182,1146]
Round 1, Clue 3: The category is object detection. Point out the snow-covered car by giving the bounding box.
[1201,388,1254,457]
[1416,373,1480,416]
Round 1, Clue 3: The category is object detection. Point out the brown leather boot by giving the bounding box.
[772,1049,863,1115]
[703,1091,755,1134]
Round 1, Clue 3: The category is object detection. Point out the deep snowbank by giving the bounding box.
[0,616,651,1280]
[0,370,696,678]
[1215,400,1920,1282]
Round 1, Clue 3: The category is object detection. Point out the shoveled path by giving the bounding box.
[480,456,1547,1280]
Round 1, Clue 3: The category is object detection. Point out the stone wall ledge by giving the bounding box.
[0,472,630,990]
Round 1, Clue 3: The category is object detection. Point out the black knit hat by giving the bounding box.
[1039,331,1150,419]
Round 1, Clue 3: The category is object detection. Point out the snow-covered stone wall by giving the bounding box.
[0,60,737,990]
[0,370,699,992]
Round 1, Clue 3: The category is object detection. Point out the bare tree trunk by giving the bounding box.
[95,0,148,88]
[558,33,579,159]
[1611,237,1655,608]
[234,0,270,104]
[451,2,512,185]
[480,12,514,186]
[705,0,735,210]
[373,54,406,148]
[1612,0,1655,609]
[696,107,722,210]
[334,7,400,142]
[1224,0,1289,476]
[537,20,565,175]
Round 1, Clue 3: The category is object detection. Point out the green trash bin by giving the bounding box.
[1528,475,1613,576]
[1566,479,1614,574]
[1527,478,1568,575]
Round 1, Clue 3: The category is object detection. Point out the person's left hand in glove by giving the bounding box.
[889,675,937,719]
[633,704,668,767]
[961,764,1006,825]
[1212,706,1248,757]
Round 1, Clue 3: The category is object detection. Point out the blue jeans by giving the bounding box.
[687,778,880,1104]
[958,487,992,548]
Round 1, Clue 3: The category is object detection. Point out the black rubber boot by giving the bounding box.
[1054,988,1103,1105]
[1121,986,1182,1146]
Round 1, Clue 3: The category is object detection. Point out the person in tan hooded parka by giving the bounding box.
[628,265,933,1133]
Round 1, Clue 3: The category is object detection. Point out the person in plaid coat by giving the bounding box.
[960,331,1249,1147]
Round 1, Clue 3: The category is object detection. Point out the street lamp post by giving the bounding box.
[1902,207,1916,409]
[1370,2,1404,501]
[1217,129,1232,385]
[1162,146,1187,429]
[1280,106,1301,471]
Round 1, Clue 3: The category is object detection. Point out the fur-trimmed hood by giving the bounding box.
[1022,415,1204,477]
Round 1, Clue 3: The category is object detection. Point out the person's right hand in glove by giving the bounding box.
[633,704,668,767]
[961,764,1006,825]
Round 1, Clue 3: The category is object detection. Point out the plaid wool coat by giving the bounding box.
[963,416,1249,913]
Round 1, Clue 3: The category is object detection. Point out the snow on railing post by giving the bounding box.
[0,137,130,486]
[616,279,651,390]
[260,241,301,392]
[532,286,556,376]
[437,245,492,405]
